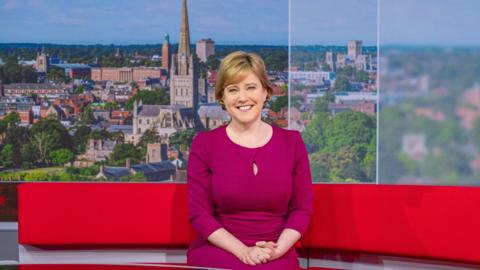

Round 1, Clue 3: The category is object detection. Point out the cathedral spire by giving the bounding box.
[178,0,190,57]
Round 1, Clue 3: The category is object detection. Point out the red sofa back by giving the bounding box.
[18,183,480,264]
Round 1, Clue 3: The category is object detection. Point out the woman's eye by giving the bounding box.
[248,86,256,90]
[228,88,238,92]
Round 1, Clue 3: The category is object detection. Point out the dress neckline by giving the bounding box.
[224,123,275,150]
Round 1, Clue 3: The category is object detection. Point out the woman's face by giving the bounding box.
[222,71,268,126]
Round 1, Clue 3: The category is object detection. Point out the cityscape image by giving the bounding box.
[0,0,377,222]
[1,0,479,220]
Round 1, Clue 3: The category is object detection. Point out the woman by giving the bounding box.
[187,51,313,269]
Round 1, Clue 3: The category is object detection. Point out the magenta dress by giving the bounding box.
[187,124,313,270]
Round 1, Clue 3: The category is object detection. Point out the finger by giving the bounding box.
[268,241,278,247]
[250,255,261,265]
[256,241,266,246]
[246,256,256,265]
[261,252,271,260]
[261,247,272,254]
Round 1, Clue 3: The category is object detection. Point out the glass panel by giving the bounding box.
[0,183,17,222]
[378,0,480,185]
[0,0,288,183]
[290,0,378,183]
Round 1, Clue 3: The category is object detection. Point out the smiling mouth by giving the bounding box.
[236,105,254,112]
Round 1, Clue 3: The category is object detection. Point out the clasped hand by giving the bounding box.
[238,241,282,265]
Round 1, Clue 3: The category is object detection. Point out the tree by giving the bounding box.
[104,102,119,111]
[74,85,85,94]
[138,129,160,148]
[80,106,96,125]
[72,125,92,153]
[314,91,335,113]
[0,144,14,167]
[0,56,37,83]
[355,70,369,83]
[46,67,70,83]
[309,151,330,182]
[169,129,196,150]
[0,112,21,144]
[206,55,219,70]
[31,118,74,151]
[270,96,288,113]
[109,143,142,166]
[4,126,31,166]
[109,131,125,143]
[20,143,36,169]
[333,75,351,92]
[31,131,58,165]
[124,89,169,110]
[2,112,20,127]
[49,148,74,166]
[321,63,331,72]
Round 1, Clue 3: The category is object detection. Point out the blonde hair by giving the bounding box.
[215,51,273,110]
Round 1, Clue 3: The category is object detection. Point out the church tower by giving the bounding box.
[35,47,48,73]
[170,0,198,109]
[162,34,171,71]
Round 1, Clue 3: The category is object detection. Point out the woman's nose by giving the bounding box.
[238,88,249,100]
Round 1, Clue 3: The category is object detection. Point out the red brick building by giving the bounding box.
[91,67,164,83]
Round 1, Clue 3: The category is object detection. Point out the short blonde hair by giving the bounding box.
[215,51,273,109]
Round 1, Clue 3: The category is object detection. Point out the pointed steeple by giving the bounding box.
[178,0,190,57]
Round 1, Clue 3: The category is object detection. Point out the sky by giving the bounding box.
[379,0,480,46]
[0,0,479,46]
[0,0,288,45]
[291,0,377,46]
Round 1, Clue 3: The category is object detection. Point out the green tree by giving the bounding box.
[49,148,74,166]
[31,118,73,151]
[333,75,351,92]
[314,91,335,113]
[72,125,92,153]
[0,144,14,167]
[109,131,125,143]
[47,67,70,83]
[169,129,196,150]
[104,102,119,111]
[0,56,37,83]
[270,96,288,112]
[124,89,169,110]
[4,126,31,166]
[109,143,142,166]
[31,131,58,165]
[20,143,36,169]
[74,85,85,94]
[206,55,219,70]
[80,106,96,125]
[321,63,331,72]
[138,129,160,148]
[355,70,369,83]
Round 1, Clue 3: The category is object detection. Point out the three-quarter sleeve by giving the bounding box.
[284,131,314,236]
[187,132,223,240]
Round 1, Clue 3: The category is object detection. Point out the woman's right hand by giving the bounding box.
[237,246,274,265]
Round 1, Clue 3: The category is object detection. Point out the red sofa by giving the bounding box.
[17,183,480,269]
